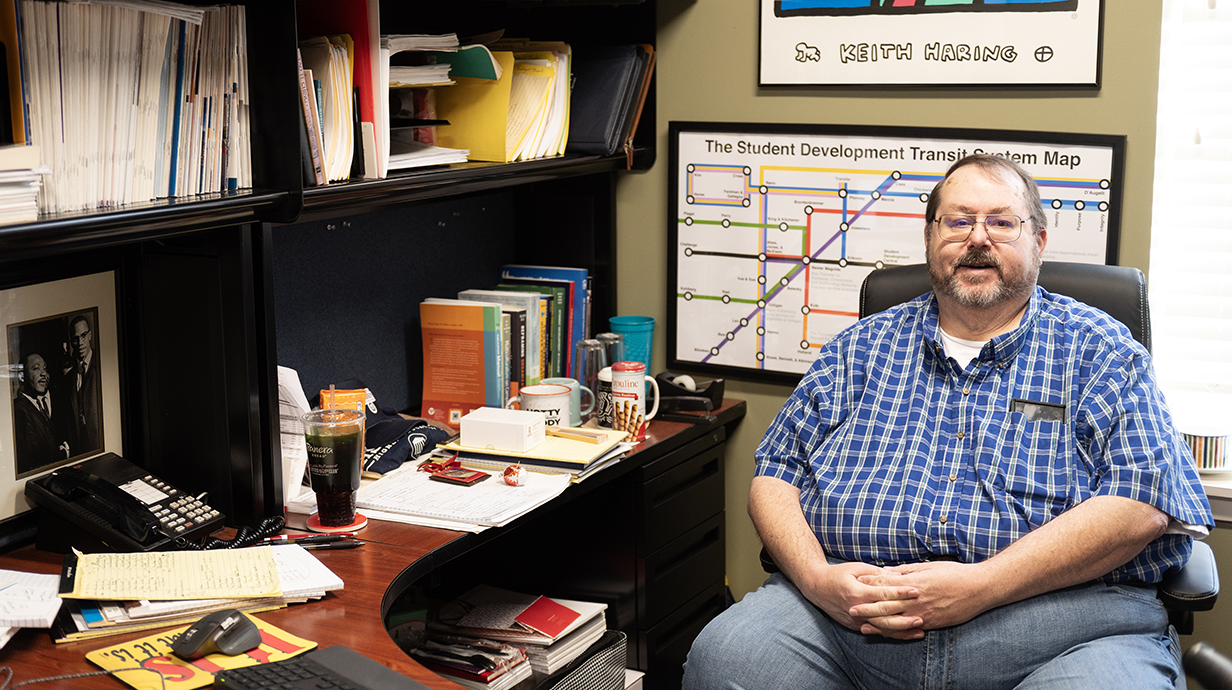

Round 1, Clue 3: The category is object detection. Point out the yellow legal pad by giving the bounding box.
[62,547,283,601]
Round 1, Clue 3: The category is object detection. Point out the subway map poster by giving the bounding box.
[760,0,1103,85]
[667,122,1124,384]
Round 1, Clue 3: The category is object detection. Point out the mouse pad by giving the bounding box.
[85,613,316,690]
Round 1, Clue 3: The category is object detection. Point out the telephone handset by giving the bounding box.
[25,453,225,553]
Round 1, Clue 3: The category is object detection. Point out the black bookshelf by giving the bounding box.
[0,0,654,541]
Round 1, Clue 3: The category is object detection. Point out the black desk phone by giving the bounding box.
[24,453,225,553]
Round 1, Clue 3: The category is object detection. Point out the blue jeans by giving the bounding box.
[684,573,1182,690]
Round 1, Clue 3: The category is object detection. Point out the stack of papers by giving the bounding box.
[410,637,531,690]
[441,427,633,481]
[53,545,343,643]
[386,32,460,54]
[0,145,46,226]
[423,585,609,680]
[388,132,470,171]
[350,461,572,532]
[0,569,64,649]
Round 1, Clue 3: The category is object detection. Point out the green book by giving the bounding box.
[495,283,565,378]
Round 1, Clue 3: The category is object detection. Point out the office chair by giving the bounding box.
[760,261,1218,635]
[1185,642,1232,690]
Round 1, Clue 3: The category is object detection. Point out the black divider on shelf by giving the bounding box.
[272,192,518,414]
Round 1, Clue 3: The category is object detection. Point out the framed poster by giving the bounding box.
[667,121,1125,384]
[760,0,1104,86]
[0,271,121,521]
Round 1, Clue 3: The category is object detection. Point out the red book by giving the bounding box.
[514,596,581,639]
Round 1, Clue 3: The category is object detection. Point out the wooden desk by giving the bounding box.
[0,400,745,689]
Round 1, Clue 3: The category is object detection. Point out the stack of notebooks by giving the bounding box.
[441,427,632,482]
[52,545,343,643]
[414,584,608,689]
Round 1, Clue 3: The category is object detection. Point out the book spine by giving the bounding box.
[538,298,550,382]
[295,49,324,185]
[501,311,512,404]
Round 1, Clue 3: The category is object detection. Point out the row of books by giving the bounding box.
[8,0,251,214]
[409,585,609,690]
[420,264,590,429]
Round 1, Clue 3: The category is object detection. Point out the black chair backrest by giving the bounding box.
[857,262,1151,351]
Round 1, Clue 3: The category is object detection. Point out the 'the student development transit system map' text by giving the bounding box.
[672,128,1116,378]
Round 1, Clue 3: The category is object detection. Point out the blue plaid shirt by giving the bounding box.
[756,286,1213,584]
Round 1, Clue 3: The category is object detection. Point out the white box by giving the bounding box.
[460,407,546,453]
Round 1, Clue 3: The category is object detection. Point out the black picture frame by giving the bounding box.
[667,121,1126,385]
[758,0,1104,87]
[0,268,122,532]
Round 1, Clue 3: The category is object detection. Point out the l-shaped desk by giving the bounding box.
[0,400,746,690]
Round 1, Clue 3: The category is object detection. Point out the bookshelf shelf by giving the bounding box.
[295,149,649,222]
[0,191,292,264]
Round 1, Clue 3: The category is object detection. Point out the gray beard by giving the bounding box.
[928,247,1040,309]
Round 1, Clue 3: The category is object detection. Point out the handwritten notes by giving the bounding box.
[0,569,61,627]
[65,548,282,601]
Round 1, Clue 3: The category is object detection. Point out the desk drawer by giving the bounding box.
[638,513,725,625]
[639,580,728,690]
[639,441,725,555]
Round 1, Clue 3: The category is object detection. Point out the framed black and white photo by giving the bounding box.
[0,272,120,518]
[667,122,1125,385]
[759,0,1104,86]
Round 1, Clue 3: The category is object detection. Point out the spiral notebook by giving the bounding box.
[356,463,571,527]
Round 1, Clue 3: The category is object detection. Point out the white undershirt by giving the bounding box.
[938,328,987,370]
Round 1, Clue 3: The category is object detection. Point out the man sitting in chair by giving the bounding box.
[684,154,1213,689]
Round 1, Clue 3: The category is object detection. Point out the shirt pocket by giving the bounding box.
[981,403,1079,521]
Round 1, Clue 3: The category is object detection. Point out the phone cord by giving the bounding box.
[175,514,286,550]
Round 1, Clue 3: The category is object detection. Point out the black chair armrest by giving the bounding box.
[760,546,780,574]
[1160,540,1219,612]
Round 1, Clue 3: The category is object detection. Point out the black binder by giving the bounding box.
[567,45,651,157]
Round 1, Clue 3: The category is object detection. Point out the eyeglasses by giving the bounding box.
[72,330,91,343]
[932,214,1026,243]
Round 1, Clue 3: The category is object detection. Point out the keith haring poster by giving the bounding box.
[760,0,1103,86]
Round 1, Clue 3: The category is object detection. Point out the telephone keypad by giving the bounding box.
[150,482,220,536]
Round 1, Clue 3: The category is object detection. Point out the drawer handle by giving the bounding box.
[653,526,721,580]
[650,458,719,508]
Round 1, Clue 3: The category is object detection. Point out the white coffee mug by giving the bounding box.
[506,383,572,427]
[611,361,659,440]
[542,377,594,427]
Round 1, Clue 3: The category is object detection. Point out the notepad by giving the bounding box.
[61,548,282,601]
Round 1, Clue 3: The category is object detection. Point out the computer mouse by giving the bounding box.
[170,609,262,660]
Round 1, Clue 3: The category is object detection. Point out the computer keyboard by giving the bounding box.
[213,646,432,690]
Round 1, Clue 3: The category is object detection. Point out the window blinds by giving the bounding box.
[1150,0,1232,426]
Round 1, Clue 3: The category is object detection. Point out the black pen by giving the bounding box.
[259,534,347,546]
[301,540,364,551]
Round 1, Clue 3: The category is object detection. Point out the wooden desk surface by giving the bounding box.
[0,401,746,689]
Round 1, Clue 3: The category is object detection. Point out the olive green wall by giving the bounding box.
[613,0,1232,654]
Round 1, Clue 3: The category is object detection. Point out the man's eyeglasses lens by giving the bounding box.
[936,214,1023,242]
